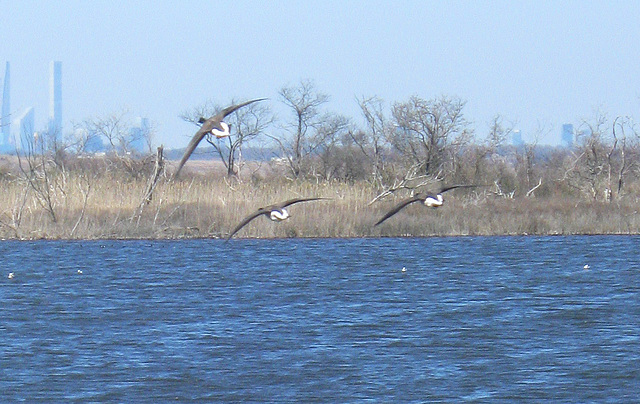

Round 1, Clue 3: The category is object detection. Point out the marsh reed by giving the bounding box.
[1,157,639,240]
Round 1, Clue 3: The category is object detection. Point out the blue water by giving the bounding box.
[1,236,639,402]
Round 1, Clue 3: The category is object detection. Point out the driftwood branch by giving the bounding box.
[70,177,92,237]
[526,178,543,197]
[131,146,165,224]
[493,180,515,199]
[368,164,439,205]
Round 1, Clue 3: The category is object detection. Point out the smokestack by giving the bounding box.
[1,61,9,147]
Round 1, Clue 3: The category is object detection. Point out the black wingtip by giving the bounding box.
[440,184,480,193]
[245,97,268,105]
[225,230,239,241]
[172,168,182,180]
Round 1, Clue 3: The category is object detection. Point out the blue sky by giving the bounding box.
[2,0,639,148]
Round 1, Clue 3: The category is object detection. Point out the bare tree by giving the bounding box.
[15,127,61,223]
[73,112,155,179]
[68,122,105,155]
[77,111,153,156]
[390,95,471,177]
[314,115,353,180]
[516,132,541,197]
[564,113,610,200]
[462,115,513,184]
[83,111,132,154]
[354,95,392,186]
[271,79,332,178]
[609,116,639,198]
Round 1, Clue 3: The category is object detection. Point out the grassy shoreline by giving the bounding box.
[2,162,639,240]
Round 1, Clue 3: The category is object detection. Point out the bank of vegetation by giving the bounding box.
[1,80,639,239]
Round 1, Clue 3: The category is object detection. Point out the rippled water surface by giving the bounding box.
[1,236,639,402]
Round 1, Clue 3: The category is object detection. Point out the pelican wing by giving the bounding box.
[440,184,478,194]
[216,98,267,120]
[280,197,328,208]
[173,125,215,178]
[227,209,269,239]
[374,195,425,226]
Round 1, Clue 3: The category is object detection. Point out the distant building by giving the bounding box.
[129,117,150,153]
[14,107,35,152]
[48,61,62,141]
[512,129,524,146]
[561,123,574,148]
[72,127,104,154]
[1,62,10,151]
[84,133,105,153]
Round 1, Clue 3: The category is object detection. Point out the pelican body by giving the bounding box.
[423,193,445,208]
[375,185,477,226]
[174,98,266,178]
[198,119,230,139]
[227,197,327,239]
[269,207,290,221]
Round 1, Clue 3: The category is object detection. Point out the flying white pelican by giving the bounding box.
[375,185,478,226]
[227,197,329,239]
[173,98,266,178]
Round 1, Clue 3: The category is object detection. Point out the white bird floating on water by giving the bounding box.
[8,272,14,279]
[583,264,590,270]
[77,269,83,274]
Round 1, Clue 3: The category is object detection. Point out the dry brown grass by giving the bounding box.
[1,158,639,239]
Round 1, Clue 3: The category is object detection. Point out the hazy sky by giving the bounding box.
[2,0,639,148]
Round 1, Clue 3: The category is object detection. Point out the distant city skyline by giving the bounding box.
[1,61,64,152]
[0,59,600,153]
[2,2,639,149]
[1,61,148,154]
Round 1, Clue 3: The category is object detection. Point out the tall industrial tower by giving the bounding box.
[49,61,62,140]
[1,62,9,148]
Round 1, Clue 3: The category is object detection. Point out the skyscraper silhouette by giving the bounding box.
[49,61,62,141]
[1,62,10,149]
[561,124,574,148]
